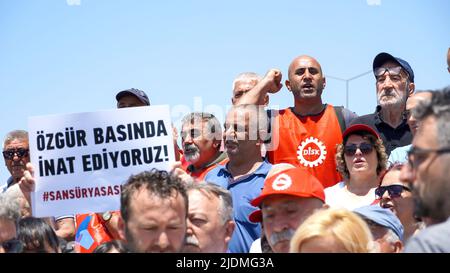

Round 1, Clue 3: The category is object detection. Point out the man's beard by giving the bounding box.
[184,144,200,164]
[377,89,407,108]
[414,187,449,223]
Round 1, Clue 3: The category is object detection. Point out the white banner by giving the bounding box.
[28,105,175,217]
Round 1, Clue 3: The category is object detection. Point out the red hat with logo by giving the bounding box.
[248,168,325,223]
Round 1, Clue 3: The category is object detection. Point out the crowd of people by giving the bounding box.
[1,49,450,253]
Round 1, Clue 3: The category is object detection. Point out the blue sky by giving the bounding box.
[1,0,449,183]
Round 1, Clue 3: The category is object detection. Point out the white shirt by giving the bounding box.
[325,181,377,210]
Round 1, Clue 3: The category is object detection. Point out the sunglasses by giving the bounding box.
[2,148,29,160]
[375,184,411,199]
[374,66,403,77]
[1,239,23,253]
[344,143,374,156]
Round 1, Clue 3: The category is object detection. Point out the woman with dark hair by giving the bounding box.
[325,124,388,210]
[377,162,423,242]
[93,240,129,253]
[18,217,61,253]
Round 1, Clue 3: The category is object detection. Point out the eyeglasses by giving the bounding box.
[344,143,374,156]
[374,66,405,83]
[2,148,29,160]
[0,239,23,253]
[374,66,403,77]
[407,146,450,169]
[375,184,411,199]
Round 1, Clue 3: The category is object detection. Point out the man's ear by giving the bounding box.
[393,240,403,253]
[117,217,126,241]
[322,77,326,89]
[224,220,235,244]
[408,82,415,97]
[285,80,292,91]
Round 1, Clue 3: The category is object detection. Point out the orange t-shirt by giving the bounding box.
[267,105,343,188]
[181,153,228,181]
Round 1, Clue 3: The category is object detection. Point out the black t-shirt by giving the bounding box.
[350,106,412,156]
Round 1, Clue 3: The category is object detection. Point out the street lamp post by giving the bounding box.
[326,70,372,109]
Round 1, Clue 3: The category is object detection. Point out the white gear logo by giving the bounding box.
[272,173,292,191]
[297,136,327,167]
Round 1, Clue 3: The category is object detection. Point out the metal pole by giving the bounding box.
[346,80,349,109]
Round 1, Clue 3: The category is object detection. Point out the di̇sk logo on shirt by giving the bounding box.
[297,136,327,168]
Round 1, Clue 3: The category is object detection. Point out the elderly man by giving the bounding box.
[116,88,150,108]
[354,205,404,253]
[351,52,415,156]
[401,87,450,252]
[388,91,433,165]
[0,194,22,253]
[2,130,30,192]
[248,167,326,253]
[238,55,357,188]
[179,112,227,180]
[118,169,188,253]
[205,104,272,253]
[2,131,75,241]
[232,72,268,106]
[182,182,235,253]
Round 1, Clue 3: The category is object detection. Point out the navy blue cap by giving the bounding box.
[373,52,414,83]
[116,88,150,106]
[354,205,404,241]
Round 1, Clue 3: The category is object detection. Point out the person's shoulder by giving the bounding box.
[204,164,228,182]
[350,113,376,124]
[404,219,450,253]
[324,181,345,193]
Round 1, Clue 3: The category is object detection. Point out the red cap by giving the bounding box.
[248,168,325,223]
[342,124,380,140]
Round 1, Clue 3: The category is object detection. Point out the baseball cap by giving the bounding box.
[248,168,325,223]
[373,52,414,83]
[116,88,150,106]
[354,205,404,241]
[342,124,380,140]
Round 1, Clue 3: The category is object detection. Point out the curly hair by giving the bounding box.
[120,168,188,222]
[335,132,388,180]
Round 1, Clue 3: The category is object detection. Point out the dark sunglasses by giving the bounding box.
[2,148,29,160]
[1,239,23,253]
[374,66,403,77]
[375,184,411,199]
[344,143,374,156]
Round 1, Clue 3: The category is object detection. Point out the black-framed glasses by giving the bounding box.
[407,146,450,169]
[375,184,411,199]
[2,148,29,160]
[1,239,23,253]
[344,143,374,156]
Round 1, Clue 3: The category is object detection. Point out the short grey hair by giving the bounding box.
[384,229,401,244]
[181,112,222,141]
[0,194,21,225]
[232,72,262,91]
[186,182,233,225]
[3,130,29,149]
[413,86,450,148]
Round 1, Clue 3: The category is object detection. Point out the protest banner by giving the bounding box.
[28,105,175,217]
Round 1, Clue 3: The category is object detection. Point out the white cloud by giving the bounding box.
[66,0,81,6]
[367,0,381,6]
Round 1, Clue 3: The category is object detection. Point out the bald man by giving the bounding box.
[237,55,357,189]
